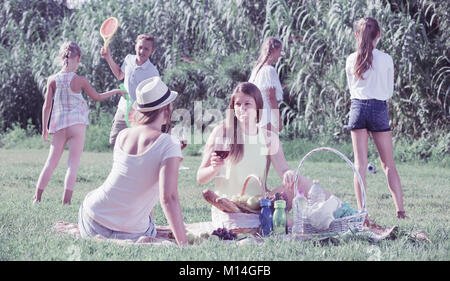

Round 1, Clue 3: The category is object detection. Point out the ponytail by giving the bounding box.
[353,17,380,80]
[62,49,71,67]
[255,50,272,76]
[57,42,82,67]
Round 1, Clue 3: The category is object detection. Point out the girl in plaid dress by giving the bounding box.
[34,42,124,205]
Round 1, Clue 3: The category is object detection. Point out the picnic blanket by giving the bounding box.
[53,221,431,246]
[53,221,219,246]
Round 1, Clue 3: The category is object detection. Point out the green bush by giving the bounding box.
[1,117,447,166]
[0,119,48,149]
[0,110,116,152]
[0,0,71,133]
[83,108,115,152]
[395,132,450,165]
[0,122,30,149]
[0,46,44,133]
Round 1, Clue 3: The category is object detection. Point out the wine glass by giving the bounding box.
[177,127,189,170]
[214,137,231,178]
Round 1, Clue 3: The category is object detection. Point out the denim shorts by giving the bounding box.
[346,99,391,132]
[78,202,157,241]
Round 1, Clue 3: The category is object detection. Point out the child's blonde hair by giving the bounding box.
[57,42,81,67]
[253,37,282,76]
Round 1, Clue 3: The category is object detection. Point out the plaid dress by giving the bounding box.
[49,72,89,134]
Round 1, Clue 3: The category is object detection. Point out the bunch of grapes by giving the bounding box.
[268,192,289,210]
[211,228,237,240]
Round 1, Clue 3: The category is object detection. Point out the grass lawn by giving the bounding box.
[0,148,448,261]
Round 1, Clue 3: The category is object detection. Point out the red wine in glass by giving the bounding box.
[215,150,230,159]
[180,140,187,150]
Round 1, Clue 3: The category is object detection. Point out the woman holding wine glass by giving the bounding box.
[197,82,313,210]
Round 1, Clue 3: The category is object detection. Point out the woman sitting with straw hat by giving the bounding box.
[78,77,188,246]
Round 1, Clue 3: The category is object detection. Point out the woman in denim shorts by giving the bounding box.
[345,17,407,225]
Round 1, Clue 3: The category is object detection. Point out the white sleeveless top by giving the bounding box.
[249,65,283,126]
[345,49,394,101]
[214,131,268,197]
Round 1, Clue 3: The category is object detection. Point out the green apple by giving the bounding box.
[246,196,260,210]
[239,195,249,204]
[231,195,240,203]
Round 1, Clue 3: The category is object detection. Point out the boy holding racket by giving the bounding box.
[101,34,160,147]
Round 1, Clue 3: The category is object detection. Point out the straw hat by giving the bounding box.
[134,77,178,112]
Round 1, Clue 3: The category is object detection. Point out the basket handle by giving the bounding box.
[240,174,268,198]
[293,147,367,213]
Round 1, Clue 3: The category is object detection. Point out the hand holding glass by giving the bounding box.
[214,137,231,178]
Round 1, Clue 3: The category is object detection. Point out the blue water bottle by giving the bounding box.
[259,198,273,236]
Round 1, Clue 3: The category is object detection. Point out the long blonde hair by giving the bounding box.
[57,41,81,67]
[353,17,380,80]
[225,82,264,164]
[253,37,282,76]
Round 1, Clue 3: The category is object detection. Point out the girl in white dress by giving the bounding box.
[249,37,284,132]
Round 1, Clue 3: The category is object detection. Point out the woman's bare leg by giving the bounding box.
[62,124,86,205]
[371,131,406,217]
[351,129,369,211]
[34,129,68,203]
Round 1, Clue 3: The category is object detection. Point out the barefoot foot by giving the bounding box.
[397,211,408,219]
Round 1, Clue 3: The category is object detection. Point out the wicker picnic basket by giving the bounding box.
[294,147,367,235]
[209,174,268,235]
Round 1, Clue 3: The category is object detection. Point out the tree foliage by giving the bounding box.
[0,0,448,145]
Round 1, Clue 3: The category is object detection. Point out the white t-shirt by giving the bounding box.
[117,54,160,113]
[345,49,394,101]
[249,65,283,126]
[83,133,183,234]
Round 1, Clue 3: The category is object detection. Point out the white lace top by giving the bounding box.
[248,65,283,126]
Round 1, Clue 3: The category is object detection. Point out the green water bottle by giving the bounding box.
[272,199,287,235]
